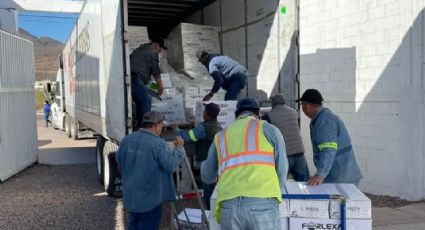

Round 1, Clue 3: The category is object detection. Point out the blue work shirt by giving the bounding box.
[43,104,50,114]
[310,107,363,183]
[204,54,248,93]
[116,129,184,213]
[175,124,207,142]
[201,112,289,191]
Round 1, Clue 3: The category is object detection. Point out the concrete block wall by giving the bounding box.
[184,0,298,104]
[300,0,425,200]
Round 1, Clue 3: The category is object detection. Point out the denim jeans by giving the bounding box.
[220,197,281,230]
[224,73,248,100]
[44,113,49,127]
[131,78,151,128]
[202,182,216,210]
[128,204,162,230]
[288,153,310,182]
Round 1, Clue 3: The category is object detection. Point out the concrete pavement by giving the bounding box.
[373,203,425,229]
[35,114,425,229]
[36,114,96,165]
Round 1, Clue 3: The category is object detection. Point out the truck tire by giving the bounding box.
[96,136,106,185]
[103,140,122,197]
[70,118,78,140]
[64,115,71,138]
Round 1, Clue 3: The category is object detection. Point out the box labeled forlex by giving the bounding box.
[289,217,372,230]
[285,182,371,219]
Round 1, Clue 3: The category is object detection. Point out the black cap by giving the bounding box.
[151,37,167,50]
[204,103,220,119]
[296,89,324,104]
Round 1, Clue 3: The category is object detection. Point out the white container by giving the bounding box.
[0,30,38,181]
[167,23,220,77]
[128,26,149,54]
[286,182,372,219]
[289,217,372,230]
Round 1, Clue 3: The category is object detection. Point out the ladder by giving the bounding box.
[169,144,210,230]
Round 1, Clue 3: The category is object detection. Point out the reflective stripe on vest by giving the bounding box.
[217,118,275,176]
[213,116,282,223]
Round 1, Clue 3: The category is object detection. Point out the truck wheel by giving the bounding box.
[96,136,106,185]
[103,141,122,197]
[70,118,78,140]
[64,115,71,138]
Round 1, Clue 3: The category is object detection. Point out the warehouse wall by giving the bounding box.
[300,0,425,200]
[185,0,299,105]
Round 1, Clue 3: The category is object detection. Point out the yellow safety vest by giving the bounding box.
[214,116,282,222]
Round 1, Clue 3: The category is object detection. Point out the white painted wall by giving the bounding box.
[187,0,299,104]
[300,0,425,200]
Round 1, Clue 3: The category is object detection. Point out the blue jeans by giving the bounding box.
[128,204,162,230]
[44,113,49,127]
[202,182,216,210]
[288,153,310,182]
[132,79,151,128]
[224,73,248,100]
[220,197,281,230]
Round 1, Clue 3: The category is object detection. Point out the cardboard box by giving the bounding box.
[160,73,173,88]
[167,23,220,77]
[128,26,149,54]
[289,217,372,230]
[285,182,372,219]
[328,184,371,219]
[286,181,330,218]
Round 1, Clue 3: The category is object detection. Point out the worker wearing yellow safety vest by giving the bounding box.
[297,89,363,186]
[201,97,288,230]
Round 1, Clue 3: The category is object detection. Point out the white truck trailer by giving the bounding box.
[51,0,299,196]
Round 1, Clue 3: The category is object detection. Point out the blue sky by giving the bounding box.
[18,12,78,43]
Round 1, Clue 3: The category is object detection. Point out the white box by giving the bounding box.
[167,23,220,77]
[279,199,290,218]
[128,26,149,54]
[260,107,272,117]
[289,199,329,218]
[195,101,237,128]
[289,217,372,230]
[160,73,173,88]
[286,182,330,218]
[328,184,371,219]
[285,182,372,219]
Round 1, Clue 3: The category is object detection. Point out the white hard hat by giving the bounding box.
[195,48,206,60]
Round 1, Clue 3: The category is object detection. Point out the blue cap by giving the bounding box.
[236,97,260,111]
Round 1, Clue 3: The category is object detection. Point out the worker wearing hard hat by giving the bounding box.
[201,97,288,229]
[297,89,363,186]
[196,49,248,101]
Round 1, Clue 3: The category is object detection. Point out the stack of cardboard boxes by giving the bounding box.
[209,182,372,230]
[167,23,221,77]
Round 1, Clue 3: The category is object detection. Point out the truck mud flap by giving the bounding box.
[105,153,122,198]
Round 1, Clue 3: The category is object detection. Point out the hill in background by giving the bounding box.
[19,28,64,81]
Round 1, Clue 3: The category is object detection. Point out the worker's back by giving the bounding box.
[266,104,305,155]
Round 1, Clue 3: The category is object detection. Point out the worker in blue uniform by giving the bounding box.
[173,103,222,210]
[196,49,248,101]
[297,89,363,186]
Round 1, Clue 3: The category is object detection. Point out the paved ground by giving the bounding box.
[1,114,425,229]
